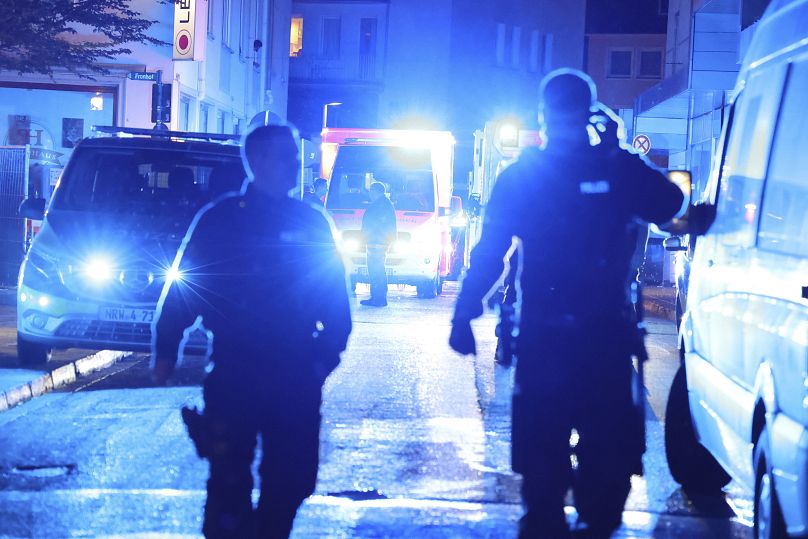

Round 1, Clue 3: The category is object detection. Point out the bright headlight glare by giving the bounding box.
[83,257,114,283]
[166,266,183,284]
[342,238,361,252]
[38,295,50,308]
[498,123,519,147]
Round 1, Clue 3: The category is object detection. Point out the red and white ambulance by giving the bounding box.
[321,127,457,298]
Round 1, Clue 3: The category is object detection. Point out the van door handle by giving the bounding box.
[707,259,715,267]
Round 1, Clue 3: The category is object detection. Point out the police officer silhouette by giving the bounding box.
[152,122,352,538]
[450,69,685,538]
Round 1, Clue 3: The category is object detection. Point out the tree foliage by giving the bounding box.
[0,0,170,78]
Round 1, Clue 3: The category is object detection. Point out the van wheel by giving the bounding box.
[754,426,787,539]
[17,336,52,365]
[664,364,731,493]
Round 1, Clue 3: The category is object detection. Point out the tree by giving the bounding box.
[0,0,170,78]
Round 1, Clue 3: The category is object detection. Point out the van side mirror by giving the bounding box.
[663,236,686,251]
[450,195,463,215]
[18,198,46,220]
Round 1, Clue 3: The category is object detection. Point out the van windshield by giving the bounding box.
[326,145,435,211]
[51,146,245,214]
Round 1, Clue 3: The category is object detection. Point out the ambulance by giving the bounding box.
[321,127,458,298]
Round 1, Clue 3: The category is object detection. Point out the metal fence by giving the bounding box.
[0,146,29,286]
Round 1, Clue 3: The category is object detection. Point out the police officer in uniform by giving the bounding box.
[152,123,352,538]
[449,69,686,538]
[360,181,397,307]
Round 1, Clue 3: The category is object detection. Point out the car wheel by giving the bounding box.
[17,335,52,365]
[416,276,438,299]
[664,364,731,493]
[754,426,788,539]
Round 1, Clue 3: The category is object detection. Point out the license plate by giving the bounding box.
[100,307,155,323]
[356,268,394,277]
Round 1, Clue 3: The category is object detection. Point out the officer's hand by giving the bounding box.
[450,320,477,356]
[152,357,175,385]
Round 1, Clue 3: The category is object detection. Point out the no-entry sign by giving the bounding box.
[632,134,651,155]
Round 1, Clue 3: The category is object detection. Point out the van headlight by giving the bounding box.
[341,237,361,253]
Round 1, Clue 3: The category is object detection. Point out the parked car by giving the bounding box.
[664,1,808,537]
[17,127,246,364]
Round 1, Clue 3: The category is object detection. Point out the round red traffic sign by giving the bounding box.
[632,134,651,155]
[176,30,192,55]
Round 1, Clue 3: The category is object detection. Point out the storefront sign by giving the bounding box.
[174,0,204,61]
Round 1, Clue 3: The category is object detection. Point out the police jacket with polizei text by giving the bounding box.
[362,195,397,247]
[454,140,685,324]
[153,187,352,371]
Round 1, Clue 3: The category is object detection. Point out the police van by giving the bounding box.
[663,1,808,537]
[16,127,245,364]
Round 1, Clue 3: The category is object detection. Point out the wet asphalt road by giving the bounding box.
[0,282,753,538]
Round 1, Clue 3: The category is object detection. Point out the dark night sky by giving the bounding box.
[586,0,669,33]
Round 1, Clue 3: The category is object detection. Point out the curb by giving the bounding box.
[0,350,132,412]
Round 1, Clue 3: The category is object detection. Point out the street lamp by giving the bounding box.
[322,102,342,130]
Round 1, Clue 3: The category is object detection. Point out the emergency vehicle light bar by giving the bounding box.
[92,126,241,144]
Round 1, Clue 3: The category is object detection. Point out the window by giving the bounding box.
[200,104,210,132]
[757,59,808,256]
[360,18,377,80]
[216,110,226,134]
[252,0,263,66]
[239,0,248,56]
[207,0,214,35]
[180,96,191,131]
[322,17,341,59]
[360,18,377,55]
[495,23,506,66]
[529,30,540,72]
[608,50,632,78]
[715,62,787,244]
[290,16,303,57]
[659,0,669,15]
[221,0,232,47]
[639,50,663,78]
[511,26,521,68]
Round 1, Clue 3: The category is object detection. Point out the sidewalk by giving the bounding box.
[0,303,131,412]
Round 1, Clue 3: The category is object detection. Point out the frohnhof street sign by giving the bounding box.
[632,134,651,155]
[128,71,159,82]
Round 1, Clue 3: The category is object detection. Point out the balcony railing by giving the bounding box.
[290,54,381,83]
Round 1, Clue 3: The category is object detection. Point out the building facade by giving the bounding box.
[633,0,771,191]
[0,0,291,199]
[286,0,585,186]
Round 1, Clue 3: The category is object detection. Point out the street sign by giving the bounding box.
[632,134,651,155]
[127,71,159,82]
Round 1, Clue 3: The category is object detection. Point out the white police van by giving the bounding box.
[17,127,245,364]
[663,1,808,537]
